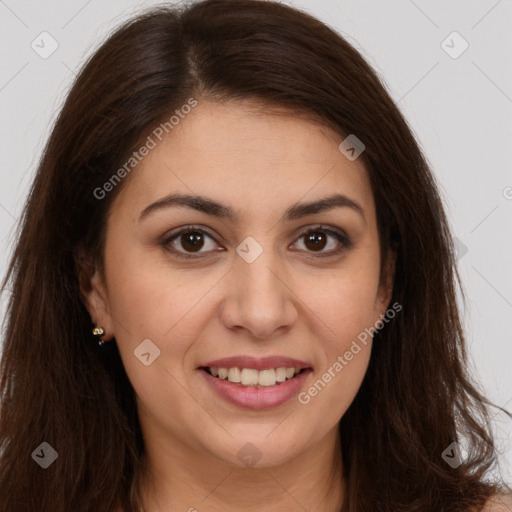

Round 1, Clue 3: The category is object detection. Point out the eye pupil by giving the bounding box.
[305,232,327,251]
[181,231,204,252]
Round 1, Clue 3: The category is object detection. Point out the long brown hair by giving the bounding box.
[0,1,509,510]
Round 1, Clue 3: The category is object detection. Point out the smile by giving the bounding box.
[198,355,313,409]
[204,366,304,388]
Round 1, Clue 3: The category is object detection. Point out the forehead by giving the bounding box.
[112,99,375,227]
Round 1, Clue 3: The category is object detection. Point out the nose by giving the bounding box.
[219,248,298,340]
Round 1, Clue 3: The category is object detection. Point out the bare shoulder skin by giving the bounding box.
[481,493,512,511]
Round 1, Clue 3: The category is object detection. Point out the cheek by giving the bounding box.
[104,239,200,338]
[298,344,371,429]
[103,249,227,410]
[104,252,208,429]
[295,261,378,415]
[298,270,376,414]
[306,260,381,349]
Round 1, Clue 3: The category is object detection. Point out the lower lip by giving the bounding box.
[199,368,312,410]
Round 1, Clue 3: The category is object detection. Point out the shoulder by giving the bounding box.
[480,493,512,511]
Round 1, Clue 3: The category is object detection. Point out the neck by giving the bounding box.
[134,425,344,511]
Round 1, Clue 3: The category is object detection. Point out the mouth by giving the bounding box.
[199,366,309,389]
[197,355,313,409]
[198,363,313,409]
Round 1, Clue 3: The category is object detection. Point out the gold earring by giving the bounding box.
[92,326,108,346]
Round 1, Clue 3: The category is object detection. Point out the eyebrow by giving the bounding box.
[139,192,366,224]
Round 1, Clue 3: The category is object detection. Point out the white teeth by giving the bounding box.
[240,368,259,386]
[275,367,287,382]
[228,367,241,383]
[258,369,276,386]
[208,366,303,387]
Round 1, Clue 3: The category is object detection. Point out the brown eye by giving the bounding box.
[162,227,221,259]
[303,231,328,252]
[161,224,351,260]
[292,226,351,257]
[179,231,206,252]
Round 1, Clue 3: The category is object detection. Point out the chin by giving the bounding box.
[207,429,308,469]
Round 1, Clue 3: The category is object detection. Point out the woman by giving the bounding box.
[0,0,510,510]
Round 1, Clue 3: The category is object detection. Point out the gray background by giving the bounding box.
[1,0,511,482]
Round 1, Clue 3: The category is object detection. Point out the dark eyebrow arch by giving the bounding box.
[139,192,366,224]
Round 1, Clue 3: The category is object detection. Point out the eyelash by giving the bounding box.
[160,224,352,260]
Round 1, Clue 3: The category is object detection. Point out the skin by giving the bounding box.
[80,98,396,511]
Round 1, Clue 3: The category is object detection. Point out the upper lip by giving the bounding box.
[200,355,312,371]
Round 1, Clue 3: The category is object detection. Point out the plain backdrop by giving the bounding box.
[1,0,511,483]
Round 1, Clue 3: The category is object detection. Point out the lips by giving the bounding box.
[197,355,313,409]
[200,355,312,371]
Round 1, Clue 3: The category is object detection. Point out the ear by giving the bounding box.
[374,246,397,320]
[75,247,115,340]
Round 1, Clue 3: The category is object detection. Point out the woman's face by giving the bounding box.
[82,99,394,469]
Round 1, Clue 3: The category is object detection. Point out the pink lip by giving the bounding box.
[200,355,312,371]
[199,367,313,410]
